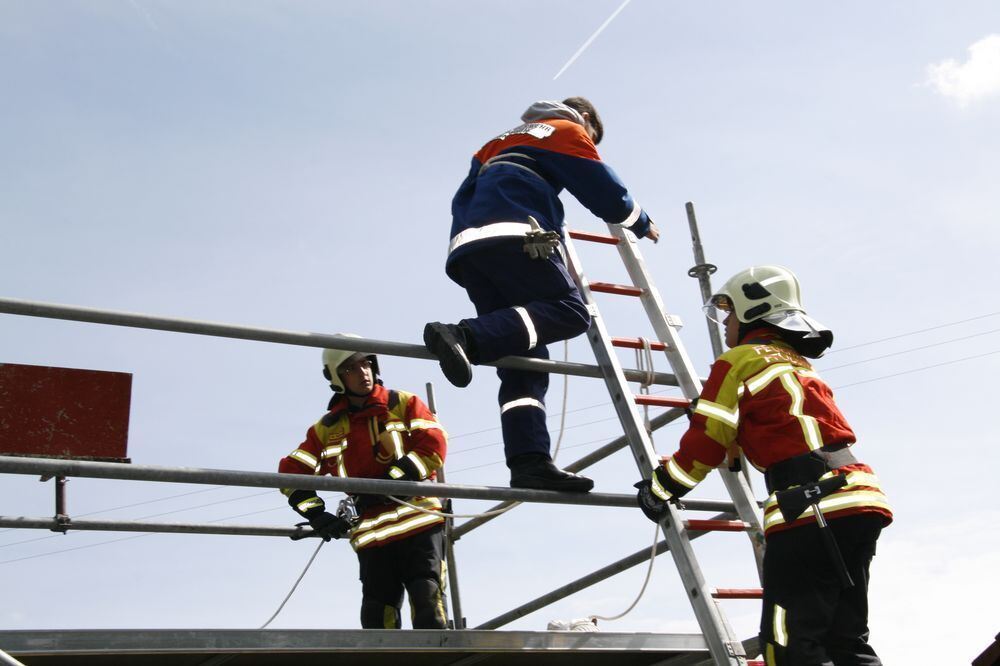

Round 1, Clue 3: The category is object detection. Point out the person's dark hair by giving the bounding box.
[562,96,603,144]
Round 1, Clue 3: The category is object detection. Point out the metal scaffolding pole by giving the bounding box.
[0,456,638,509]
[0,297,686,387]
[0,516,302,538]
[476,512,736,630]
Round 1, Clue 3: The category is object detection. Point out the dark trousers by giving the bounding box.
[450,243,591,460]
[760,514,884,665]
[357,525,448,629]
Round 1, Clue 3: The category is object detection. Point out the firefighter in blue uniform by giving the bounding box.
[424,97,659,492]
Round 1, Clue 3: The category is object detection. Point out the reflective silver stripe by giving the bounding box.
[408,418,441,432]
[384,421,407,432]
[353,512,444,548]
[513,306,538,349]
[778,372,823,451]
[773,605,788,647]
[388,466,405,479]
[296,497,323,513]
[650,470,673,500]
[501,397,545,414]
[354,498,442,532]
[321,445,343,459]
[289,449,318,469]
[405,452,429,479]
[390,430,405,461]
[448,222,532,255]
[694,399,740,428]
[667,457,699,489]
[763,490,891,529]
[747,363,796,395]
[620,201,642,227]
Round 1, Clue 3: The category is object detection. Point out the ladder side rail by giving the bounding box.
[606,224,766,576]
[563,234,746,666]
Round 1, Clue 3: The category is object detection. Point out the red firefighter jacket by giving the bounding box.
[652,331,892,536]
[279,384,447,550]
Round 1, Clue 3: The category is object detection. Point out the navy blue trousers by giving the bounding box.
[450,243,591,461]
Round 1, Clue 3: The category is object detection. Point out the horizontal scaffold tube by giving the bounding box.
[0,297,687,386]
[0,516,303,538]
[0,456,740,513]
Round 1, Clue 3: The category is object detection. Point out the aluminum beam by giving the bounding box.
[0,297,687,387]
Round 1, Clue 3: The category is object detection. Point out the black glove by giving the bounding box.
[307,511,353,541]
[387,456,422,482]
[634,479,671,523]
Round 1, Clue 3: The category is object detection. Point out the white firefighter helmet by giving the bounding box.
[704,265,834,357]
[322,334,380,393]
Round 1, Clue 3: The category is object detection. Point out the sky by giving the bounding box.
[1,1,999,663]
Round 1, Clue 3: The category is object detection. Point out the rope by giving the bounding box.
[635,338,655,437]
[589,522,660,622]
[259,539,325,629]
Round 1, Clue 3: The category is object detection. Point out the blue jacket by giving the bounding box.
[446,101,652,280]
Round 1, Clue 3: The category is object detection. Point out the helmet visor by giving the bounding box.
[703,294,733,324]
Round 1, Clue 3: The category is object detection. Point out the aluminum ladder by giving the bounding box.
[562,224,766,666]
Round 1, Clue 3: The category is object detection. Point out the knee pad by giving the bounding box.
[407,578,448,629]
[361,597,401,629]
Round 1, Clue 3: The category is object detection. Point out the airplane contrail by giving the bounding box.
[553,0,634,81]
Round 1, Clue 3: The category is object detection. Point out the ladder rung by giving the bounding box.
[711,588,763,600]
[611,337,668,351]
[748,662,766,666]
[684,519,749,532]
[633,395,691,409]
[590,282,644,297]
[568,229,620,245]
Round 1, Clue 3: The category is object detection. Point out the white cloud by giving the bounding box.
[926,34,1000,107]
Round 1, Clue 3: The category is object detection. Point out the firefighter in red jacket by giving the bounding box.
[635,266,892,666]
[279,336,449,629]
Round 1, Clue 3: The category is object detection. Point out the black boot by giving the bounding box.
[423,322,474,388]
[508,453,594,493]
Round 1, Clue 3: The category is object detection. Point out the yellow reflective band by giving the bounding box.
[797,369,821,380]
[650,470,673,501]
[289,449,318,469]
[384,421,407,432]
[667,458,699,489]
[390,430,404,461]
[408,419,441,431]
[694,399,739,428]
[763,490,891,528]
[779,372,823,451]
[296,498,323,512]
[353,512,444,548]
[773,604,788,647]
[321,445,343,459]
[406,452,429,479]
[355,498,443,531]
[388,466,405,479]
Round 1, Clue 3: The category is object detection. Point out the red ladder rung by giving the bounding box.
[747,661,766,666]
[568,229,620,245]
[684,519,750,532]
[633,395,691,409]
[711,588,763,600]
[611,337,668,351]
[590,282,644,297]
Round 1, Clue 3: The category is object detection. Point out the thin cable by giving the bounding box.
[819,327,1000,373]
[590,522,660,622]
[832,349,1000,390]
[826,311,1000,354]
[259,540,325,629]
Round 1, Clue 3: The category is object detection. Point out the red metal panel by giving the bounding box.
[684,519,749,532]
[0,363,132,461]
